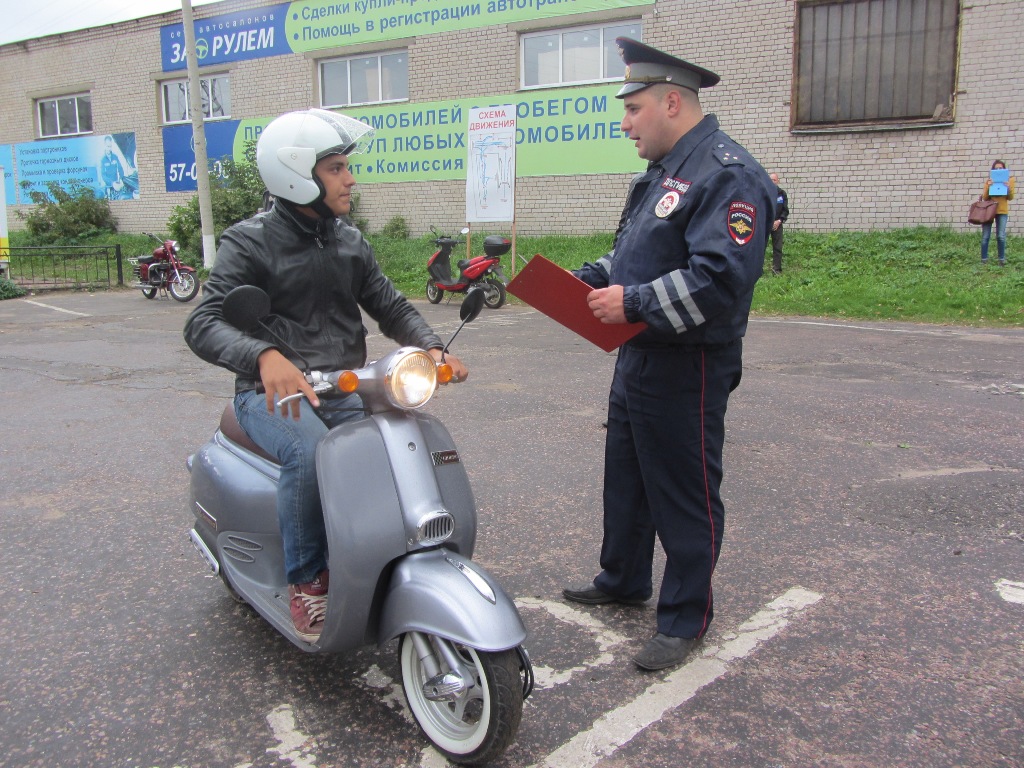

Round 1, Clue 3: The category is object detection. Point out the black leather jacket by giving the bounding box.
[184,202,442,393]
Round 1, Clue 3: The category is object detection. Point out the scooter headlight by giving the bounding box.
[385,350,437,409]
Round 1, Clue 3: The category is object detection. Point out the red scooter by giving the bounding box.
[426,226,509,309]
[128,234,200,302]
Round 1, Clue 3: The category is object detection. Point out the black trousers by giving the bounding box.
[769,224,784,272]
[594,342,743,639]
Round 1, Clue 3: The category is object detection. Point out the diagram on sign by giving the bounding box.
[466,105,516,223]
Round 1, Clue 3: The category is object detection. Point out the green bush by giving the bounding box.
[167,143,265,262]
[15,181,117,244]
[380,215,410,239]
[348,191,369,233]
[0,277,27,300]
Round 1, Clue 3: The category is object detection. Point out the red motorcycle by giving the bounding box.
[426,226,509,309]
[129,234,200,302]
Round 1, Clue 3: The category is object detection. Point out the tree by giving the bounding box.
[167,142,264,263]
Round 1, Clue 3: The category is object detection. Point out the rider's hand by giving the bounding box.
[429,348,468,384]
[257,348,319,419]
[587,285,627,324]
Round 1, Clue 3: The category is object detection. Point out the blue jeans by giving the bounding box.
[981,213,1008,262]
[234,390,365,585]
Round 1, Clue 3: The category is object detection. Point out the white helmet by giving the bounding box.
[255,108,374,207]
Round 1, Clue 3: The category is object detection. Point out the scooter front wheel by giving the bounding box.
[426,279,443,304]
[399,632,522,765]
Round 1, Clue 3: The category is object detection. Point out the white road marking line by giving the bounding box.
[529,586,823,768]
[22,299,91,317]
[751,318,951,335]
[996,579,1024,604]
[264,703,319,768]
[516,597,630,689]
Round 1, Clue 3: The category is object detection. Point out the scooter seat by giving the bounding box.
[457,259,471,271]
[219,404,278,464]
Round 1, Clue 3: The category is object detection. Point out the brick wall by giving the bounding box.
[1,0,1020,237]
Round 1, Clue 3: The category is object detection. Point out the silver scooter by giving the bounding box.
[186,285,533,765]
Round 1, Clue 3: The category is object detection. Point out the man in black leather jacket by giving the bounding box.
[184,109,466,642]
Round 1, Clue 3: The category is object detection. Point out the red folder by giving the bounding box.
[506,254,646,352]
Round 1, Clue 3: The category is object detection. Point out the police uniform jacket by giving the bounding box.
[576,114,773,346]
[184,201,442,394]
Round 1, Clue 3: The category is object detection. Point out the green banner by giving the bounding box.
[233,84,644,184]
[287,0,652,51]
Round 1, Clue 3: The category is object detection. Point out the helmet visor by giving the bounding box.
[308,109,375,159]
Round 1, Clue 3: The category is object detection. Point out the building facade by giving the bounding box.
[0,0,1020,237]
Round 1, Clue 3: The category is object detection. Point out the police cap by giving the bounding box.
[615,37,720,98]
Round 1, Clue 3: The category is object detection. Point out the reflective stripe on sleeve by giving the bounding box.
[653,272,705,333]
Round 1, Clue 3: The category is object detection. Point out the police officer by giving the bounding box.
[563,38,774,671]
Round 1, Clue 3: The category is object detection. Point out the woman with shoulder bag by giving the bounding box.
[981,159,1014,265]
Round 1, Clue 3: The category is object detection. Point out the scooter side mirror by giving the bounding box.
[223,285,272,332]
[460,287,486,323]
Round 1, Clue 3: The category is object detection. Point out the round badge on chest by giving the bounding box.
[654,190,680,218]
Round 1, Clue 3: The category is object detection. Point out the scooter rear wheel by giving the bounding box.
[482,278,506,309]
[426,279,443,304]
[399,632,522,765]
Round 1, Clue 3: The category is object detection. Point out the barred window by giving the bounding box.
[320,51,408,108]
[162,76,231,124]
[794,0,959,128]
[521,21,641,89]
[38,94,92,138]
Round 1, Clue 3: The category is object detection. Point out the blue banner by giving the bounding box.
[161,120,241,192]
[15,133,140,204]
[0,146,15,205]
[161,4,291,71]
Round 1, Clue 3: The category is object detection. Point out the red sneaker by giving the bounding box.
[288,570,329,642]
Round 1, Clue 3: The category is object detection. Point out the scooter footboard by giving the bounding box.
[380,549,526,651]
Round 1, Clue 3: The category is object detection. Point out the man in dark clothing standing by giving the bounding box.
[768,172,789,274]
[562,38,774,672]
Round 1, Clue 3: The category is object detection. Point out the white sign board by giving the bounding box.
[466,105,516,223]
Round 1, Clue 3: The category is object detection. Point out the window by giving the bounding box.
[794,0,959,128]
[162,75,231,124]
[320,51,408,108]
[37,94,92,138]
[521,21,641,89]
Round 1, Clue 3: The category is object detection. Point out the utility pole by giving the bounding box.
[181,0,217,268]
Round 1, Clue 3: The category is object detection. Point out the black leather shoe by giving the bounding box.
[562,582,649,606]
[633,633,700,671]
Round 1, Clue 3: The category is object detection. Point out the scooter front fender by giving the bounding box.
[380,549,526,652]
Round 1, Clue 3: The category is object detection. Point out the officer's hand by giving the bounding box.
[773,219,782,231]
[257,348,319,419]
[429,348,469,383]
[587,285,627,324]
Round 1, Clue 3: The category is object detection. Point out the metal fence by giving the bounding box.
[0,245,124,290]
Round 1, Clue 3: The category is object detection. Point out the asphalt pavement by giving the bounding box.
[0,288,1020,768]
